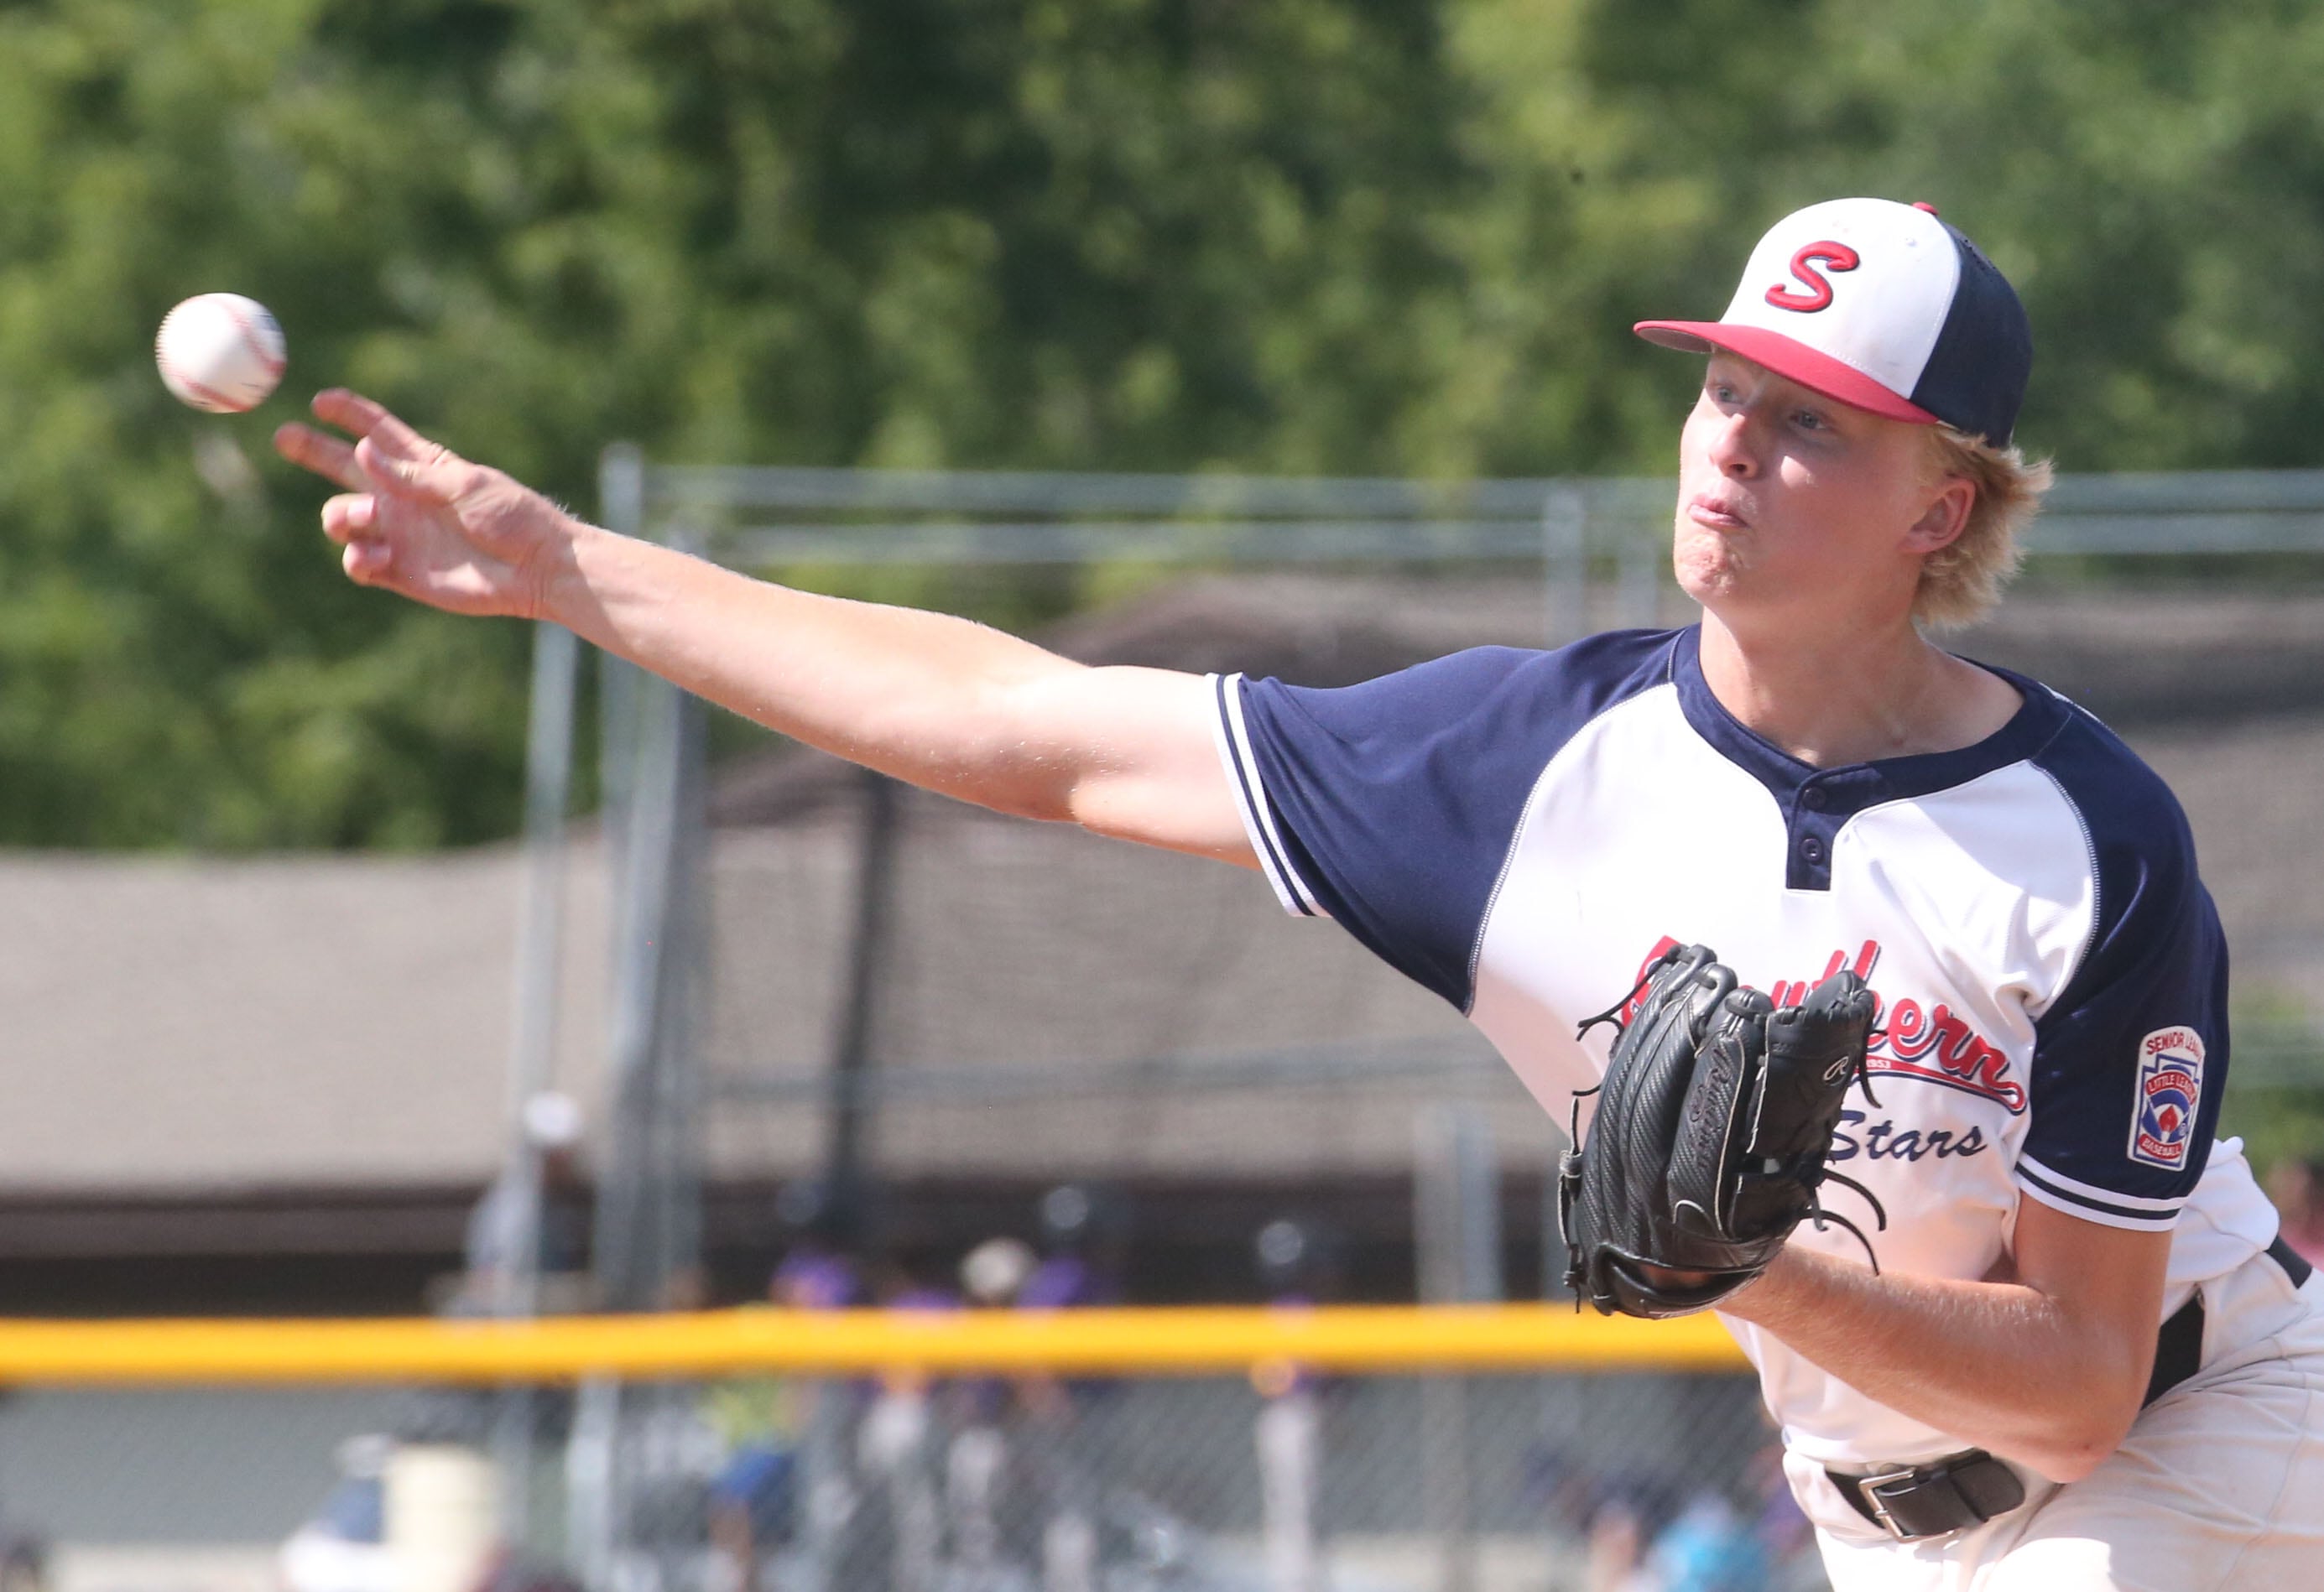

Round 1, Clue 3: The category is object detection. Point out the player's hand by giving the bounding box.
[274,390,569,620]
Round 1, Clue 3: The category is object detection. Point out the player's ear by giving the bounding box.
[1902,472,1976,556]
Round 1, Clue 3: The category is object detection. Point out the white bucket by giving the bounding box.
[385,1443,500,1592]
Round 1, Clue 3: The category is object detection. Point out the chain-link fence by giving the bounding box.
[0,1360,1806,1592]
[566,1366,1800,1592]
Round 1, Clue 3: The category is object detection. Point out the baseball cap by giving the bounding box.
[1635,197,2031,445]
[960,1236,1037,1304]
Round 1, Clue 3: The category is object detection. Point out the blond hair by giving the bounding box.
[1914,426,2053,631]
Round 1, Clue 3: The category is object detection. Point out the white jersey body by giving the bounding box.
[1212,625,2276,1470]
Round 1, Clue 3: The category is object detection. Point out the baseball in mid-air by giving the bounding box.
[155,293,287,414]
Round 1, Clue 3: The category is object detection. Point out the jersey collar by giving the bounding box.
[1668,626,2071,887]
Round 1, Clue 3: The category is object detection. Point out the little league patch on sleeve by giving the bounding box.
[2129,1027,2205,1171]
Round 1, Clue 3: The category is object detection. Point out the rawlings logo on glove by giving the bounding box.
[1558,944,1886,1319]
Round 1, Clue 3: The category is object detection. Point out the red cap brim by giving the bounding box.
[1634,320,1941,426]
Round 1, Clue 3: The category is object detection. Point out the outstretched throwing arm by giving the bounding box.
[275,390,1255,864]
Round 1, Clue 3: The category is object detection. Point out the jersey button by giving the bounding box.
[1800,787,1827,812]
[1800,835,1827,865]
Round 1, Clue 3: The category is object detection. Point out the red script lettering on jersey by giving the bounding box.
[1764,242,1861,313]
[1619,936,2026,1114]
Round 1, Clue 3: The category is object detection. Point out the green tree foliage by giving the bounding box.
[4,0,2324,845]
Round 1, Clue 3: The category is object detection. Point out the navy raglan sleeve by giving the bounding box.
[1212,631,1677,1012]
[2019,723,2231,1232]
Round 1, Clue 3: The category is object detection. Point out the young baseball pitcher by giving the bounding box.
[279,197,2324,1589]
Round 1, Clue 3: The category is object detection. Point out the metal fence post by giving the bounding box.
[565,1373,622,1588]
[597,444,647,922]
[591,452,708,1319]
[595,643,700,1310]
[822,768,904,1250]
[1415,1106,1503,1592]
[490,617,580,1550]
[577,450,711,1574]
[501,621,581,1315]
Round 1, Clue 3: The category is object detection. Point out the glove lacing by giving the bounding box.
[1776,1020,1887,1272]
[1562,962,1667,1143]
[1807,1020,1888,1270]
[1800,1165,1886,1272]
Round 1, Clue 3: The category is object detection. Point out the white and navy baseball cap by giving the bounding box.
[1636,197,2032,445]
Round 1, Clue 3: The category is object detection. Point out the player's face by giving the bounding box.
[1673,355,1962,627]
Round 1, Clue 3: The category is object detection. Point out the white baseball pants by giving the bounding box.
[1792,1243,2324,1591]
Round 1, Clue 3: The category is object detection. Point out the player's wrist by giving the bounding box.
[518,510,595,627]
[1711,1246,1806,1324]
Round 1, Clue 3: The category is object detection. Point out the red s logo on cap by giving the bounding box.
[1765,242,1862,313]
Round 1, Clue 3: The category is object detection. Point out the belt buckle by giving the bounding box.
[1852,1466,1924,1541]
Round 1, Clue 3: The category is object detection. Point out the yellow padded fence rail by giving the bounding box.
[0,1305,1749,1387]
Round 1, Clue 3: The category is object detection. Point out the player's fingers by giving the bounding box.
[341,538,392,584]
[274,424,369,492]
[341,396,456,471]
[320,493,378,545]
[353,434,466,503]
[309,388,396,438]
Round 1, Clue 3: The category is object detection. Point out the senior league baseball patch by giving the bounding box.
[2129,1027,2205,1171]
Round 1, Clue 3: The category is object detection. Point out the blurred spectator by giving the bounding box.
[456,1091,591,1318]
[772,1244,864,1313]
[399,1093,591,1485]
[1019,1184,1128,1313]
[1584,1494,1651,1592]
[961,1236,1038,1310]
[706,1194,867,1592]
[2266,1156,2324,1267]
[1642,1491,1770,1592]
[1020,1187,1129,1592]
[703,1379,804,1592]
[854,1271,955,1592]
[1251,1217,1342,1592]
[948,1236,1036,1579]
[943,1197,1133,1592]
[277,1434,390,1592]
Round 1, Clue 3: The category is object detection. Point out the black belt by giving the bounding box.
[1829,1235,2313,1541]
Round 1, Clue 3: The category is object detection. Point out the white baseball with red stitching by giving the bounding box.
[155,294,288,414]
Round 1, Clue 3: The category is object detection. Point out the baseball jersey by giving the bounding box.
[1212,624,2279,1467]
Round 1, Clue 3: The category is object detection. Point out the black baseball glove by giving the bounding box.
[1558,943,1884,1319]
